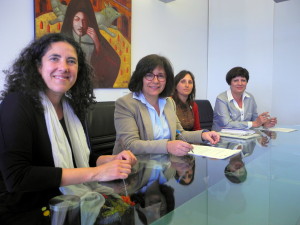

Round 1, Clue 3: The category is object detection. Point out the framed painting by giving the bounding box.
[34,0,131,88]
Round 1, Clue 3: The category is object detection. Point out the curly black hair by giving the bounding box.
[128,54,174,98]
[172,70,196,107]
[0,33,95,120]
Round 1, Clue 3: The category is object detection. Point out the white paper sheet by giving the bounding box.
[189,144,241,159]
[266,127,297,133]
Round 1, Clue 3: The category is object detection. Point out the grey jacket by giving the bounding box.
[212,91,258,131]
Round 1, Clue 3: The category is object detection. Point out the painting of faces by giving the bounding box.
[35,0,132,88]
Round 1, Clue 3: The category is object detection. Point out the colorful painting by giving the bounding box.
[34,0,131,88]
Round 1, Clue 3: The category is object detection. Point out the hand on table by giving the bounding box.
[114,150,137,165]
[95,159,132,181]
[167,140,193,156]
[201,131,220,145]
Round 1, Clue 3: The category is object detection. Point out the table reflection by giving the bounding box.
[51,128,292,225]
[97,131,279,224]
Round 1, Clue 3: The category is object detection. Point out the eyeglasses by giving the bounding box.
[144,72,166,82]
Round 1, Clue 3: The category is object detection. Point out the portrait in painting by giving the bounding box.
[34,0,131,88]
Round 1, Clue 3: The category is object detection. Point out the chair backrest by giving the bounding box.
[86,101,116,155]
[195,99,213,130]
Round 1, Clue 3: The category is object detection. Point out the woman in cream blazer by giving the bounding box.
[113,54,220,156]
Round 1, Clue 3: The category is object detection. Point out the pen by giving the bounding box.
[176,129,194,153]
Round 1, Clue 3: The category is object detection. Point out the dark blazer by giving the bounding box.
[0,93,61,223]
[0,93,93,224]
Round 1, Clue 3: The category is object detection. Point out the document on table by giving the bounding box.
[218,128,260,139]
[189,144,241,159]
[265,127,297,133]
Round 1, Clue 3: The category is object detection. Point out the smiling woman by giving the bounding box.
[0,33,136,225]
[212,66,278,131]
[113,54,220,157]
[38,42,79,112]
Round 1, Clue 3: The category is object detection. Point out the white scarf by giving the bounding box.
[40,92,117,225]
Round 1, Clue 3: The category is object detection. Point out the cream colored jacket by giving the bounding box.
[113,93,204,155]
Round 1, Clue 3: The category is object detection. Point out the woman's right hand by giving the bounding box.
[167,140,192,156]
[253,112,269,127]
[94,159,132,181]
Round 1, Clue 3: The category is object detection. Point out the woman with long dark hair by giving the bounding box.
[172,70,201,131]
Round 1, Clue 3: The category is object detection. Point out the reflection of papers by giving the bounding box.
[220,128,256,135]
[265,127,297,133]
[218,132,260,139]
[189,144,241,159]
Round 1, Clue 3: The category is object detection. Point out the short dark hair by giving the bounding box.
[224,164,247,184]
[128,54,174,98]
[1,33,95,120]
[173,70,196,105]
[226,67,249,85]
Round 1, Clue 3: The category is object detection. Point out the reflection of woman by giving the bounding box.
[224,153,247,184]
[171,155,195,185]
[61,0,121,88]
[128,155,175,224]
[132,182,175,225]
[212,67,277,131]
[113,54,220,156]
[0,33,135,225]
[222,138,256,183]
[172,70,201,131]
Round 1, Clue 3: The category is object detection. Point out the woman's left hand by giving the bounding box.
[114,150,137,165]
[263,117,277,128]
[201,131,220,145]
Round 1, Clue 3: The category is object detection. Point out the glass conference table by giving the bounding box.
[96,126,300,225]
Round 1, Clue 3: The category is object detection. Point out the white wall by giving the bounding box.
[272,0,300,125]
[0,1,34,91]
[206,0,300,125]
[207,0,274,114]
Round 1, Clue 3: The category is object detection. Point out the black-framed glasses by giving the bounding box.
[144,72,166,82]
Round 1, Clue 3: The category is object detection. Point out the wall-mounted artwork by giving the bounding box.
[34,0,131,88]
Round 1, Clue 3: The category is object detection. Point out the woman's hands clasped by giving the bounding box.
[95,150,137,181]
[253,112,277,128]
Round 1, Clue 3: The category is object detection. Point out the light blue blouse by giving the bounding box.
[133,92,171,140]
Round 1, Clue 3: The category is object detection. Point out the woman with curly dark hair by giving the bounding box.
[0,33,136,225]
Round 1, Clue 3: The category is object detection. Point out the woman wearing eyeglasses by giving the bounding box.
[113,54,220,156]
